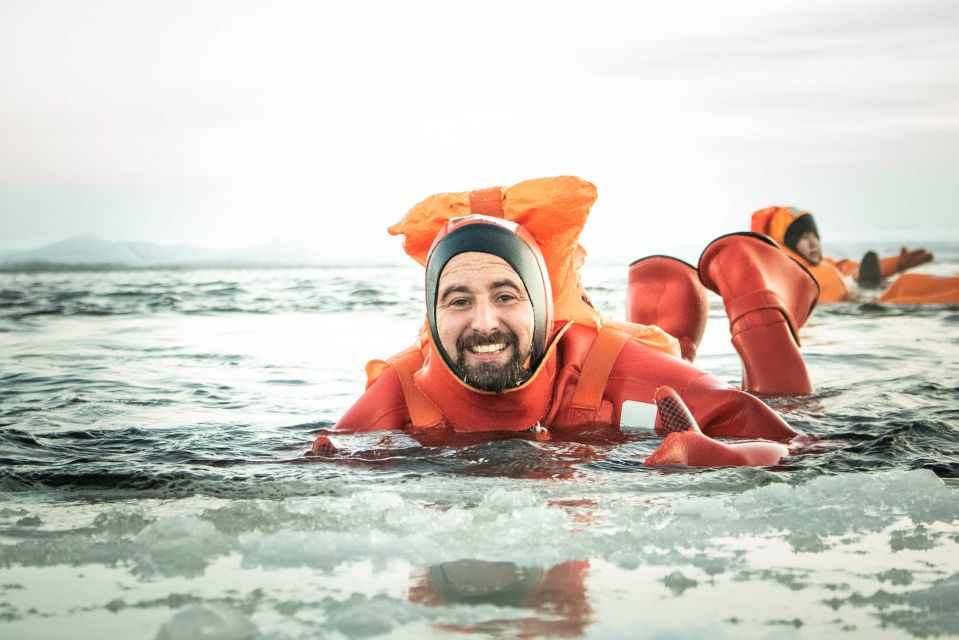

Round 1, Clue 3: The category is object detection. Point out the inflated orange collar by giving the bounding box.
[413,322,572,432]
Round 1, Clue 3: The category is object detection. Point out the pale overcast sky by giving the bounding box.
[1,0,957,262]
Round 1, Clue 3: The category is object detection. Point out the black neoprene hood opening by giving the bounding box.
[425,223,549,379]
[783,213,819,253]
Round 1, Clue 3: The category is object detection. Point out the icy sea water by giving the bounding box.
[2,253,959,640]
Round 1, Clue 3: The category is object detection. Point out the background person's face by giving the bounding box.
[795,230,822,265]
[435,252,534,391]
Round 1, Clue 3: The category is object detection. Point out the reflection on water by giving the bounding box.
[411,559,591,637]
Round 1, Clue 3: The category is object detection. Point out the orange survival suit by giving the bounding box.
[320,176,804,467]
[751,206,958,304]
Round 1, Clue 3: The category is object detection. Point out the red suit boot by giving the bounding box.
[698,233,819,396]
[645,386,788,467]
[627,256,709,362]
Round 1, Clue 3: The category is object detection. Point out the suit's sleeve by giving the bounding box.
[880,248,934,277]
[681,374,798,441]
[334,365,411,432]
[603,340,799,442]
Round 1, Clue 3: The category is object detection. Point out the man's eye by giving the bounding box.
[496,293,518,304]
[449,298,471,308]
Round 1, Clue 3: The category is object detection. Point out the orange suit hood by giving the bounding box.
[751,206,850,302]
[389,176,603,328]
[751,206,817,259]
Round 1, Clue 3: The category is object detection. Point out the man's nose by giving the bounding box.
[470,299,500,333]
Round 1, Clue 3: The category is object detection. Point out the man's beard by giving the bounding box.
[454,329,530,393]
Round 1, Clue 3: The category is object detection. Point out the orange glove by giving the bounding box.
[880,247,933,277]
[897,247,934,272]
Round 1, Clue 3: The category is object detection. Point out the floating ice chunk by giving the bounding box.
[353,490,406,512]
[155,604,257,640]
[704,469,957,534]
[673,497,737,521]
[326,593,408,638]
[238,486,572,570]
[240,528,363,571]
[92,508,153,536]
[134,516,233,577]
[608,550,640,570]
[625,469,959,559]
[904,572,959,613]
[877,568,914,586]
[663,570,698,595]
[890,524,936,551]
[785,530,828,553]
[479,487,543,511]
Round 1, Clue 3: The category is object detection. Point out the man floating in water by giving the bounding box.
[314,176,817,467]
[750,206,958,305]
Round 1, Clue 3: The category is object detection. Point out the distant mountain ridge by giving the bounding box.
[0,235,329,268]
[2,234,955,271]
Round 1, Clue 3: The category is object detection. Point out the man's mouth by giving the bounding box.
[459,331,515,358]
[469,343,507,354]
[453,330,528,392]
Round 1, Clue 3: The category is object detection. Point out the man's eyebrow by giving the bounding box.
[439,284,471,302]
[491,279,522,292]
[439,279,523,302]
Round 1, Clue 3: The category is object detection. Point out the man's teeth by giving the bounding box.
[470,343,505,353]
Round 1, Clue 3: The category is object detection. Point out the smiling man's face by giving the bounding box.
[435,252,534,392]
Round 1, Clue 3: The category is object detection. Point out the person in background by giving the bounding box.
[750,206,957,305]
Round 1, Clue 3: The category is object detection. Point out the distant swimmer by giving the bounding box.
[750,206,958,305]
[313,176,810,468]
